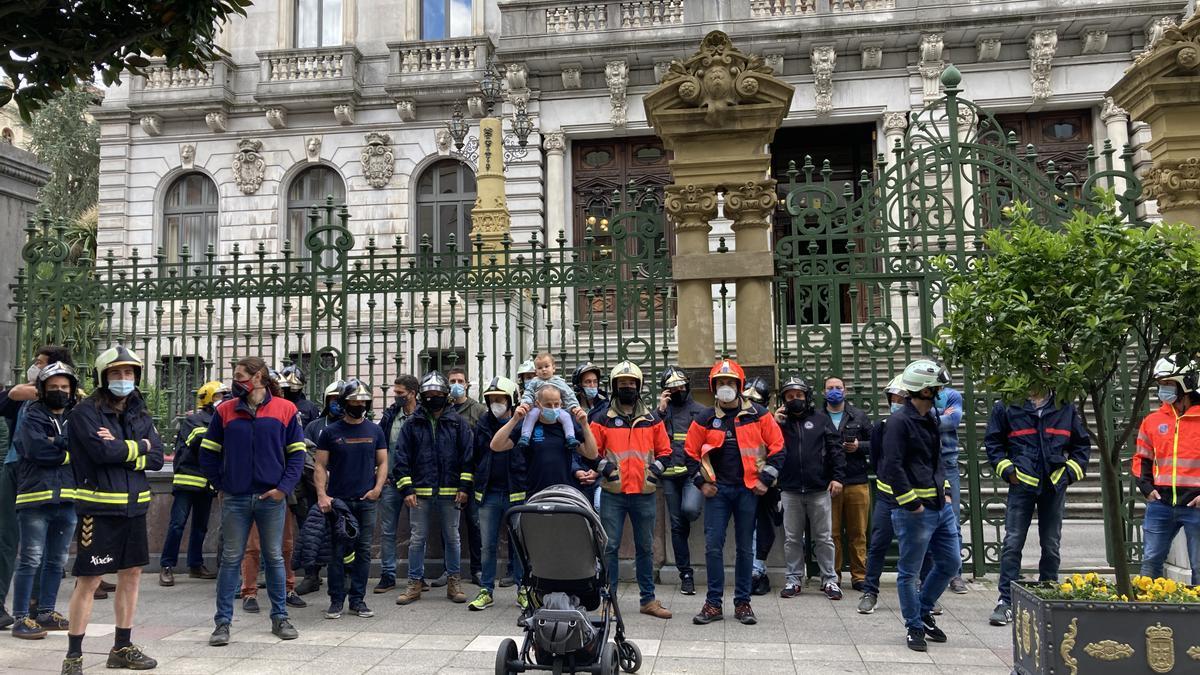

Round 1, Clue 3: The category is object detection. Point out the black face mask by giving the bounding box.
[616,388,639,405]
[231,379,252,399]
[394,395,408,408]
[669,391,686,406]
[424,396,448,412]
[785,398,809,416]
[284,390,302,401]
[345,405,367,419]
[43,390,71,410]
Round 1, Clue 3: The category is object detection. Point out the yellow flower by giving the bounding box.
[1163,579,1178,594]
[1120,595,1129,601]
[1072,574,1085,587]
[1060,583,1074,593]
[1137,577,1154,591]
[1086,572,1099,582]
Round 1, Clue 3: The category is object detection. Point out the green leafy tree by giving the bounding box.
[1,0,252,121]
[937,197,1200,598]
[27,89,100,223]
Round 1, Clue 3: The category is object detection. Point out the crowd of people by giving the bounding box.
[0,342,1196,672]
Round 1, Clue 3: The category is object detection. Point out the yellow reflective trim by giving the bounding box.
[474,491,484,502]
[1050,467,1066,485]
[895,490,918,505]
[16,490,54,504]
[663,465,687,476]
[437,487,459,496]
[186,427,206,444]
[913,488,937,498]
[125,440,139,463]
[943,479,950,490]
[286,442,306,454]
[1066,459,1084,482]
[459,473,473,482]
[74,489,133,504]
[343,552,355,564]
[876,480,893,495]
[62,453,70,466]
[1015,469,1040,487]
[396,477,412,488]
[200,438,222,453]
[172,474,209,488]
[509,492,526,502]
[59,488,76,499]
[995,459,1013,477]
[413,487,433,496]
[133,456,147,471]
[671,433,687,441]
[137,490,152,503]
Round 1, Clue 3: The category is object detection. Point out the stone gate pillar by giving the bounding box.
[644,32,794,389]
[469,117,511,252]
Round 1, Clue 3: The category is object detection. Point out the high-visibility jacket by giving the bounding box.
[172,407,213,493]
[592,401,672,495]
[877,401,946,511]
[14,401,75,509]
[984,396,1091,490]
[1134,402,1200,507]
[683,399,785,490]
[67,392,164,516]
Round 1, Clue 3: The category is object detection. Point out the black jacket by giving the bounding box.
[392,406,473,499]
[825,403,873,485]
[292,499,359,571]
[661,396,707,478]
[469,412,526,503]
[287,394,321,430]
[869,416,895,507]
[877,401,944,512]
[15,401,75,509]
[67,392,164,516]
[777,409,844,493]
[172,407,214,493]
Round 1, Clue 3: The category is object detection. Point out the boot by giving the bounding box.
[188,565,217,580]
[296,572,322,596]
[395,579,422,605]
[446,575,467,603]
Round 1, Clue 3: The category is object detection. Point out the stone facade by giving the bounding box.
[0,144,50,382]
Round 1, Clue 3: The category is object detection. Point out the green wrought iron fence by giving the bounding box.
[773,67,1147,574]
[10,186,675,451]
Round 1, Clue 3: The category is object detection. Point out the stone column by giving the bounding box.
[469,117,510,253]
[543,131,566,237]
[1100,97,1131,198]
[722,180,778,367]
[664,184,718,369]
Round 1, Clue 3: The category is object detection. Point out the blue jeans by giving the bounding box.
[892,503,959,630]
[600,491,657,605]
[662,475,702,578]
[703,483,757,607]
[863,497,894,596]
[943,454,964,577]
[477,490,524,593]
[214,494,288,625]
[997,482,1066,605]
[12,502,75,618]
[407,497,461,580]
[328,499,376,606]
[1141,499,1200,585]
[378,483,404,578]
[160,490,213,569]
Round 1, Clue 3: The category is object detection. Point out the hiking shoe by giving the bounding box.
[60,657,83,675]
[373,574,396,594]
[107,644,157,670]
[12,616,47,639]
[36,610,70,631]
[349,601,374,618]
[209,623,230,647]
[446,575,467,603]
[396,579,422,605]
[158,566,175,587]
[949,576,968,594]
[272,617,299,640]
[989,603,1013,626]
[295,574,322,595]
[856,593,878,614]
[188,565,217,580]
[469,589,494,611]
[0,606,12,630]
[516,588,530,611]
[780,582,802,599]
[906,626,928,652]
[242,596,260,613]
[286,592,306,608]
[324,602,343,619]
[750,572,770,596]
[692,602,723,625]
[498,575,515,588]
[822,581,843,600]
[680,575,695,595]
[931,602,943,616]
[640,599,672,619]
[922,613,947,643]
[430,572,449,588]
[734,601,757,625]
[99,580,116,593]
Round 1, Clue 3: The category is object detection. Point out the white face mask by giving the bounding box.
[489,402,509,418]
[715,386,738,404]
[26,362,41,383]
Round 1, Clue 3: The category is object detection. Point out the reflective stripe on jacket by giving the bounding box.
[683,400,785,490]
[984,397,1091,490]
[877,401,945,512]
[15,401,76,509]
[592,401,672,495]
[392,406,473,498]
[470,412,526,503]
[172,408,213,492]
[661,397,706,477]
[67,392,164,517]
[1133,402,1200,507]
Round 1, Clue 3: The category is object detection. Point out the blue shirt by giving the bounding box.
[828,410,845,430]
[318,419,386,499]
[935,387,964,458]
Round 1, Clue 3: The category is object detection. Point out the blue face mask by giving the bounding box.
[328,400,344,418]
[583,386,599,399]
[540,408,559,424]
[826,389,845,405]
[108,379,135,398]
[1158,385,1179,404]
[890,402,904,413]
[450,383,466,399]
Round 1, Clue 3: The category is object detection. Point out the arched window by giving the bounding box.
[163,173,219,263]
[415,159,475,253]
[286,165,346,253]
[295,0,342,48]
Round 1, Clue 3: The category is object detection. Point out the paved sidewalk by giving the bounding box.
[0,577,1014,674]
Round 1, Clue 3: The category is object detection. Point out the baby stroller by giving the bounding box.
[495,484,641,675]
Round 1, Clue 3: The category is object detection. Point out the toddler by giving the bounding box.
[517,352,582,449]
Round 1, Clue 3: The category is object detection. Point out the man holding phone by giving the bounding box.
[823,376,874,591]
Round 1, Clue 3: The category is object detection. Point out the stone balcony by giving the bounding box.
[384,35,494,104]
[254,45,363,110]
[127,57,236,117]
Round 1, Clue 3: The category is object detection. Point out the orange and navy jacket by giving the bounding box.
[683,399,785,490]
[591,400,672,495]
[984,396,1090,490]
[200,392,307,496]
[1134,402,1200,507]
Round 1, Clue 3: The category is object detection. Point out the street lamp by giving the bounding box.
[511,100,533,147]
[479,58,503,115]
[447,101,469,151]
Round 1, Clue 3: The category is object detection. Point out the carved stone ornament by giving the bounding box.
[265,107,287,129]
[1082,29,1108,55]
[505,63,528,91]
[1146,623,1175,673]
[723,180,778,231]
[882,111,908,135]
[140,114,163,137]
[654,59,673,83]
[1133,14,1200,70]
[1028,29,1058,102]
[976,36,1002,62]
[435,128,452,155]
[1100,96,1128,124]
[305,136,322,163]
[1083,640,1134,661]
[605,60,629,128]
[810,45,836,116]
[657,31,778,127]
[861,45,882,70]
[205,111,227,133]
[561,65,582,90]
[1187,644,1200,660]
[1144,156,1200,211]
[179,143,196,169]
[764,52,785,75]
[1147,16,1180,49]
[543,131,565,153]
[334,103,354,126]
[232,139,266,195]
[361,132,394,188]
[918,33,945,101]
[466,95,485,118]
[663,184,718,232]
[396,99,416,122]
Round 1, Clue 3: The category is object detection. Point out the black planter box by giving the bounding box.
[1012,581,1200,674]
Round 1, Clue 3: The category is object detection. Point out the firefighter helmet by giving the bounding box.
[516,360,536,381]
[743,377,770,405]
[420,371,451,396]
[37,362,79,396]
[323,380,346,401]
[572,362,603,389]
[93,345,143,386]
[278,365,306,391]
[609,361,643,391]
[196,380,229,408]
[482,376,520,408]
[659,365,689,391]
[339,379,373,404]
[899,359,950,393]
[708,359,745,392]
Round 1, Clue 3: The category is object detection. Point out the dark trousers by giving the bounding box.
[160,490,214,569]
[466,497,482,577]
[997,482,1066,604]
[704,483,758,606]
[0,463,19,608]
[328,499,377,606]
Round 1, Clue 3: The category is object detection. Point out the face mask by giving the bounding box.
[327,400,344,418]
[890,402,904,413]
[785,399,808,416]
[540,408,559,423]
[1158,385,1179,404]
[394,394,408,407]
[424,396,447,412]
[669,391,686,406]
[284,390,301,401]
[583,386,599,400]
[825,389,845,405]
[26,363,41,383]
[616,388,639,405]
[450,384,466,400]
[490,402,509,418]
[345,405,367,419]
[232,378,253,399]
[108,379,135,398]
[715,386,737,404]
[43,390,71,410]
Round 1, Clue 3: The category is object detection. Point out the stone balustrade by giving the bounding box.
[128,58,234,115]
[264,48,352,81]
[396,39,480,73]
[142,65,215,90]
[545,0,684,33]
[254,46,361,111]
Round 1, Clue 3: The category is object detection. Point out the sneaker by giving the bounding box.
[515,436,531,449]
[750,572,770,596]
[921,613,947,643]
[680,575,695,596]
[931,602,943,616]
[856,593,878,614]
[188,565,218,580]
[470,571,482,586]
[348,601,374,618]
[295,574,322,596]
[107,644,157,670]
[469,589,494,611]
[325,602,343,619]
[822,581,843,600]
[516,588,530,611]
[949,576,968,594]
[60,657,83,675]
[12,616,47,640]
[0,606,12,630]
[271,617,299,640]
[779,582,802,599]
[498,575,515,588]
[639,599,672,619]
[209,623,230,647]
[430,572,449,588]
[421,579,431,592]
[692,602,723,625]
[36,610,70,631]
[565,436,581,451]
[374,574,396,594]
[396,579,423,605]
[734,601,757,625]
[989,603,1013,626]
[158,566,175,587]
[906,626,928,652]
[242,596,260,613]
[446,575,467,603]
[286,592,307,608]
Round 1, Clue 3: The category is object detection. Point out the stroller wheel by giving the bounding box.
[599,642,619,675]
[617,640,642,673]
[495,637,518,675]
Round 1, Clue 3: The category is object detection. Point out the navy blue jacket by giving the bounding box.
[470,412,526,503]
[984,396,1090,489]
[877,401,944,512]
[15,401,75,509]
[392,406,473,498]
[172,407,214,493]
[68,392,165,516]
[292,499,359,571]
[660,396,707,478]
